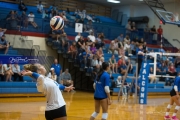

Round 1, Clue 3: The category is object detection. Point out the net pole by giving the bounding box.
[134,62,138,104]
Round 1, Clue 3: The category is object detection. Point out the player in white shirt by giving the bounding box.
[22,64,74,120]
[28,12,38,29]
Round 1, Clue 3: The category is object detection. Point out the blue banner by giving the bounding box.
[0,56,46,64]
[139,62,150,104]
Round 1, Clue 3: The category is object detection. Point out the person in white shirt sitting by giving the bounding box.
[47,68,57,81]
[109,39,119,54]
[4,64,13,82]
[75,33,81,42]
[37,1,43,13]
[0,63,5,81]
[28,12,38,29]
[88,32,96,43]
[124,41,132,56]
[12,64,23,81]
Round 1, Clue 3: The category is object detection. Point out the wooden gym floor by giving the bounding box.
[0,91,179,120]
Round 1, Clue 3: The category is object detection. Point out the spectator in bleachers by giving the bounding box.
[130,41,136,55]
[90,43,97,54]
[126,20,132,36]
[21,11,28,29]
[144,24,150,32]
[124,35,131,44]
[18,0,27,12]
[168,63,177,76]
[37,1,43,13]
[117,34,124,42]
[95,33,105,49]
[47,68,57,81]
[144,24,150,40]
[150,25,157,40]
[124,41,132,56]
[76,36,85,52]
[88,32,96,43]
[109,55,118,73]
[28,12,38,29]
[0,35,9,54]
[60,32,69,52]
[6,10,17,21]
[109,39,119,54]
[4,64,13,82]
[96,47,104,60]
[142,41,147,53]
[61,69,73,86]
[0,63,5,81]
[48,4,57,13]
[157,25,163,41]
[91,55,99,71]
[51,58,62,83]
[174,56,180,68]
[75,33,81,42]
[68,42,77,59]
[0,28,7,37]
[119,60,127,76]
[12,63,23,81]
[86,37,93,46]
[42,10,49,21]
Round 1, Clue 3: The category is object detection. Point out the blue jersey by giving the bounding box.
[51,64,62,76]
[173,76,180,92]
[94,72,110,99]
[136,48,143,59]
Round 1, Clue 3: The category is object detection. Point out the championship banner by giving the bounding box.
[139,62,150,104]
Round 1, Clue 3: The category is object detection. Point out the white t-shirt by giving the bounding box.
[0,31,4,37]
[36,75,66,111]
[88,35,96,42]
[124,44,130,50]
[37,4,43,11]
[28,14,35,22]
[75,35,80,42]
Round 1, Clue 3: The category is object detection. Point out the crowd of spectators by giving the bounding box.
[0,63,23,82]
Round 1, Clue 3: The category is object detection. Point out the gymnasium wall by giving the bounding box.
[3,0,111,17]
[112,2,180,48]
[5,34,58,57]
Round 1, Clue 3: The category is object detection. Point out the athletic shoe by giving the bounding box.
[171,116,179,120]
[164,115,171,120]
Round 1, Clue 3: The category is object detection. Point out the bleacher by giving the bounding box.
[0,1,179,96]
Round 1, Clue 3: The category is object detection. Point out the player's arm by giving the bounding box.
[104,75,111,104]
[59,84,74,92]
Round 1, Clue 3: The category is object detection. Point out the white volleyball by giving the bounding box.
[50,16,64,30]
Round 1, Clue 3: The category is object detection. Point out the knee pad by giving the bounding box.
[175,106,180,110]
[91,112,99,118]
[167,104,172,109]
[102,113,108,119]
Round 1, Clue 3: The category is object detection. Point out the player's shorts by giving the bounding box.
[94,97,107,100]
[170,89,177,97]
[45,105,66,120]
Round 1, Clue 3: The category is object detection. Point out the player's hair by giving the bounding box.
[23,64,39,72]
[96,62,109,81]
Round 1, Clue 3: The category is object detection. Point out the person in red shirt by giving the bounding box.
[157,25,163,41]
[168,63,177,76]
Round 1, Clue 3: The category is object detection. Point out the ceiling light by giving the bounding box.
[107,0,120,3]
[139,0,143,1]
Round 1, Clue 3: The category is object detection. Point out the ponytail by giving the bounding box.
[96,62,109,81]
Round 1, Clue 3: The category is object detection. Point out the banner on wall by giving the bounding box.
[139,62,150,104]
[75,23,83,33]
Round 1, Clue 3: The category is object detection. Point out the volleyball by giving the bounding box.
[50,16,64,30]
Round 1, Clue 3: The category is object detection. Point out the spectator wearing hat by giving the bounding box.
[0,35,9,54]
[47,68,57,81]
[60,69,73,86]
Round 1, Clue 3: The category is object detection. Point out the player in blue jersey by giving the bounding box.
[164,72,180,120]
[90,62,112,120]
